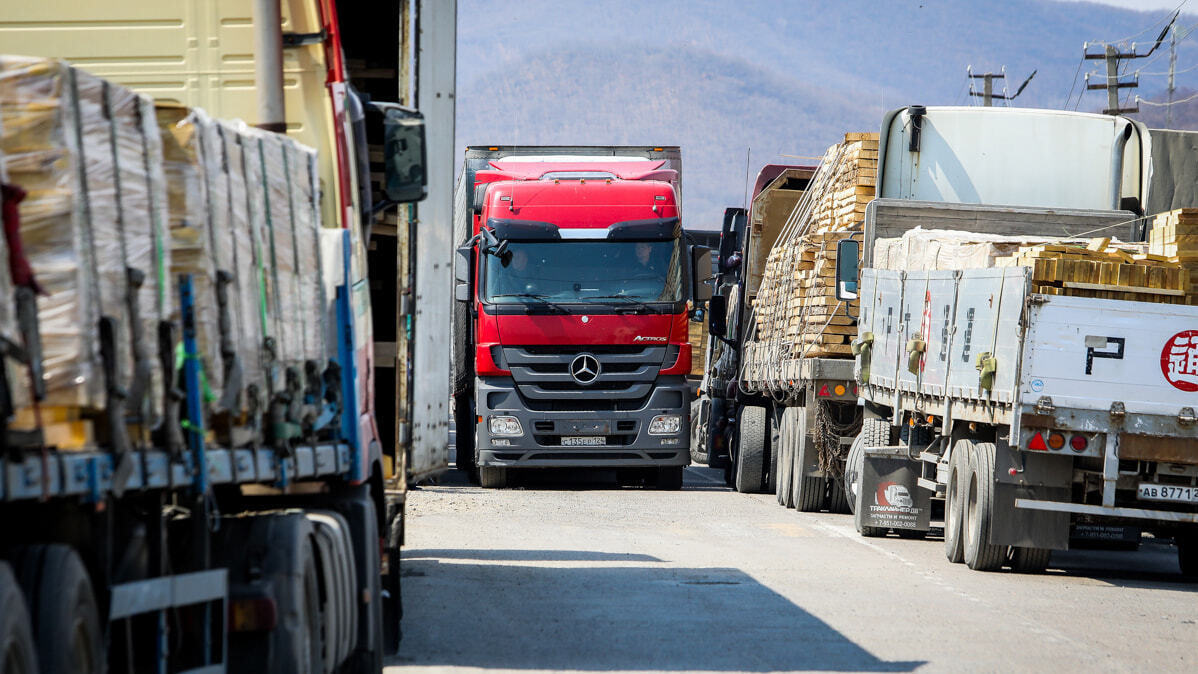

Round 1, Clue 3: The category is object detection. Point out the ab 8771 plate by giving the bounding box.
[1137,483,1198,504]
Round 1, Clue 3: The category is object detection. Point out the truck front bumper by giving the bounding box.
[474,376,690,468]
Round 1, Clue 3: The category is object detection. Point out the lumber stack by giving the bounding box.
[1149,208,1198,304]
[752,132,877,359]
[995,239,1188,304]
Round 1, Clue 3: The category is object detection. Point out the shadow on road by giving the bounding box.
[405,549,664,563]
[1047,540,1196,591]
[431,465,732,492]
[389,555,923,672]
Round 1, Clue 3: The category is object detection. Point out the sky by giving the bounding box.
[1060,0,1189,10]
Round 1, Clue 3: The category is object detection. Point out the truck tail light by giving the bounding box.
[1070,434,1088,452]
[1027,432,1048,451]
[229,596,278,632]
[1047,432,1066,450]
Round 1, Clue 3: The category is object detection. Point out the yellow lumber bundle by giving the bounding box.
[1149,208,1198,303]
[995,239,1188,305]
[752,132,877,359]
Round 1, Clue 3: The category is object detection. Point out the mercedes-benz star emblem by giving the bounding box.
[569,353,601,385]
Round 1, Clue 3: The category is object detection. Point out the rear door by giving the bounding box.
[1022,295,1198,420]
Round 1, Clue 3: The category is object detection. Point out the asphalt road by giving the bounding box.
[386,466,1198,673]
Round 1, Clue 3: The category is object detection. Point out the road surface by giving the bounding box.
[387,466,1197,673]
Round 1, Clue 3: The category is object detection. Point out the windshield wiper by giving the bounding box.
[580,294,657,313]
[489,293,569,313]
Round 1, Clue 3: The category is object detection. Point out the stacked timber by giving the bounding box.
[752,132,878,359]
[0,55,171,445]
[996,239,1187,304]
[1149,208,1198,304]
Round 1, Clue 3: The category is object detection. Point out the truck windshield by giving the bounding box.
[484,239,683,304]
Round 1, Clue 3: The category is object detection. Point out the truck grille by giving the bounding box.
[502,345,666,401]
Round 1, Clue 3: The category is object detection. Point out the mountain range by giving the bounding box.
[457,0,1198,227]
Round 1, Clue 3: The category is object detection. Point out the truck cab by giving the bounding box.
[452,147,712,488]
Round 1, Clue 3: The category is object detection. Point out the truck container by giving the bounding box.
[0,0,448,670]
[451,146,712,489]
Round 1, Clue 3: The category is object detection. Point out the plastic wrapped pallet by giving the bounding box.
[0,56,170,428]
[0,114,24,412]
[873,228,1058,271]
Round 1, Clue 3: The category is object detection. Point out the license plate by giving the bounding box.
[1137,483,1198,504]
[562,436,606,447]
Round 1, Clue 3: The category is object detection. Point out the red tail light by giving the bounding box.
[1070,434,1088,452]
[1028,432,1048,451]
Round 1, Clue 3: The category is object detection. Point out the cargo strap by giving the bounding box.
[905,337,926,375]
[975,352,997,392]
[852,331,874,383]
[1,183,41,293]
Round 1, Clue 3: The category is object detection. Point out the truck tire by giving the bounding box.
[734,406,768,493]
[1175,531,1198,577]
[793,408,825,512]
[1009,547,1052,573]
[767,413,780,495]
[844,434,863,516]
[827,482,850,514]
[964,441,1007,571]
[0,562,37,674]
[480,466,509,489]
[454,394,477,479]
[775,409,792,507]
[655,466,685,491]
[12,545,103,674]
[944,439,971,564]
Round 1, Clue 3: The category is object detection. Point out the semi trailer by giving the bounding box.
[829,106,1198,574]
[451,146,712,489]
[0,0,452,671]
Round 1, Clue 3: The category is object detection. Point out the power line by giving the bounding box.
[1081,11,1179,114]
[1139,89,1198,106]
[966,65,1035,106]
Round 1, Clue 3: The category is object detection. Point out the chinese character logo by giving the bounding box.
[1161,330,1198,392]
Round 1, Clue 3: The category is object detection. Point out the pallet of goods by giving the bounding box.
[1149,208,1198,304]
[873,227,1186,305]
[752,132,877,359]
[0,55,171,446]
[996,238,1187,304]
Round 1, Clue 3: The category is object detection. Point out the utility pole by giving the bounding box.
[968,66,1036,106]
[1169,23,1177,126]
[1083,11,1176,116]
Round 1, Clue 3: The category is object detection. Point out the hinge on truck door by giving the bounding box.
[1035,396,1055,415]
[1179,407,1196,426]
[1109,401,1126,421]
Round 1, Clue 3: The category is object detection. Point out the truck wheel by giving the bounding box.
[480,466,509,488]
[12,545,102,674]
[792,408,824,511]
[944,439,971,564]
[734,406,768,493]
[963,441,1007,571]
[767,412,780,495]
[844,434,864,516]
[775,409,791,506]
[1175,532,1198,577]
[1009,547,1052,573]
[0,562,37,674]
[655,466,685,491]
[827,481,850,514]
[454,395,478,482]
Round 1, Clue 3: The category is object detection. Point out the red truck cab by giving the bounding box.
[452,147,711,488]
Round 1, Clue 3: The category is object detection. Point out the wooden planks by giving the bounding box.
[752,132,877,359]
[1149,208,1198,303]
[996,239,1188,304]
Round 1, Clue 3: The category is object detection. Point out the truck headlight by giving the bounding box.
[489,416,523,437]
[648,415,681,436]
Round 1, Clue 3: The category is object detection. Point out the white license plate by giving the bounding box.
[1137,483,1198,504]
[562,436,606,447]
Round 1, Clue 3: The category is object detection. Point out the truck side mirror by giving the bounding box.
[709,294,727,338]
[455,245,472,302]
[835,238,860,301]
[690,245,713,302]
[380,104,427,203]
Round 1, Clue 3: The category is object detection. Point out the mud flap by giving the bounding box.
[855,446,931,532]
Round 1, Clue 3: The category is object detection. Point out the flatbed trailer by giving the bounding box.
[834,199,1198,574]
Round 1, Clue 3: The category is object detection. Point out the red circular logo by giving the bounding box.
[1161,330,1198,392]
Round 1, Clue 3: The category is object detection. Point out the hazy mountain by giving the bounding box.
[457,0,1198,227]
